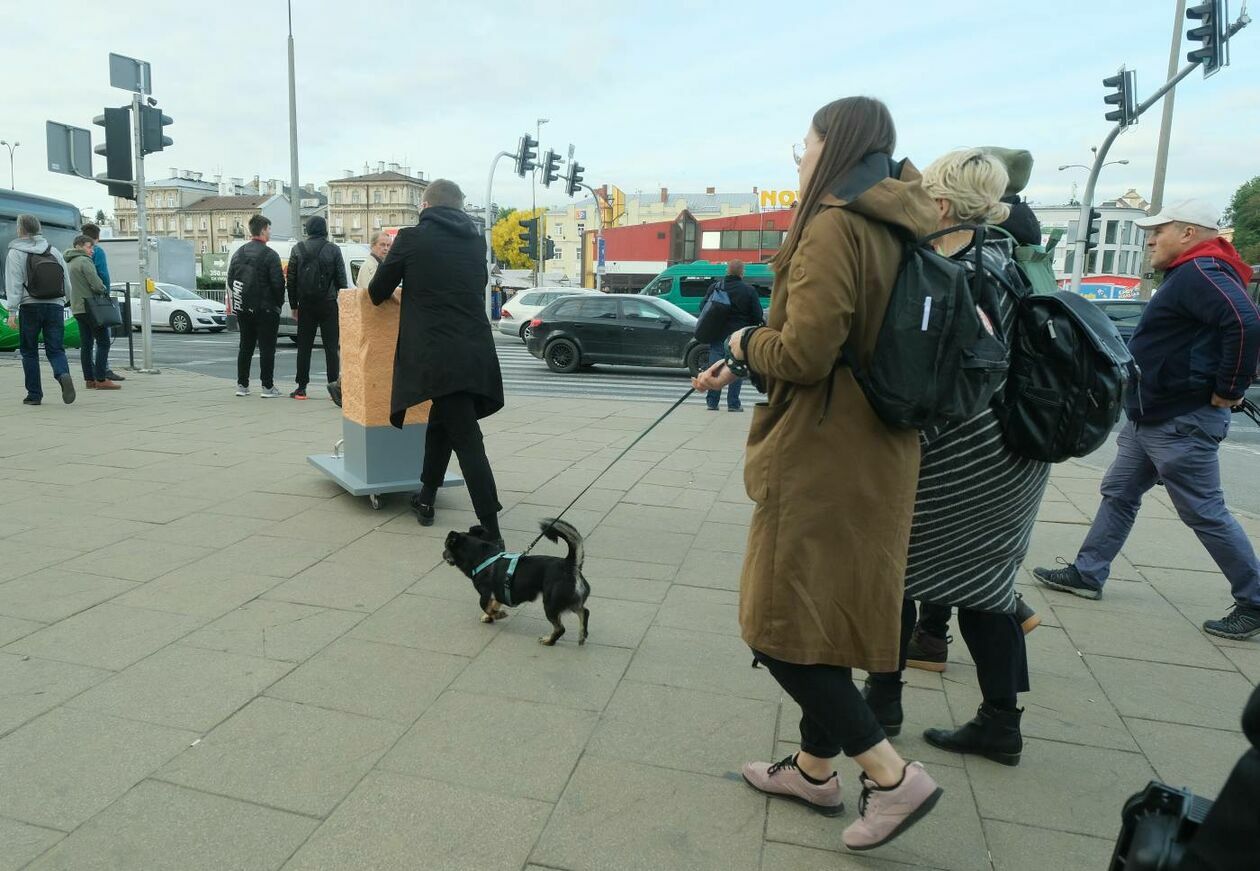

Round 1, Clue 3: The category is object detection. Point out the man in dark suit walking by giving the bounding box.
[368,179,505,546]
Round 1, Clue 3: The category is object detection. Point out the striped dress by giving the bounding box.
[903,239,1051,613]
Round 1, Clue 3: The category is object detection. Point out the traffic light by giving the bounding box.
[93,106,133,199]
[518,216,539,259]
[1102,68,1137,127]
[139,103,173,155]
[543,238,556,261]
[514,134,538,177]
[1186,0,1229,78]
[564,161,585,198]
[541,150,560,187]
[1084,208,1102,254]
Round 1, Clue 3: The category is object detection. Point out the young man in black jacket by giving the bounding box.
[287,216,348,399]
[1036,199,1260,639]
[227,215,286,397]
[368,179,505,546]
[704,260,763,411]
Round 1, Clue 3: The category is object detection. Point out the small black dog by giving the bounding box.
[442,518,591,646]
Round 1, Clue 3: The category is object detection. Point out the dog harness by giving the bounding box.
[472,552,523,606]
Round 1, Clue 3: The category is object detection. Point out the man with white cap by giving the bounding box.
[1034,199,1260,640]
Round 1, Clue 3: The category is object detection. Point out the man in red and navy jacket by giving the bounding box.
[1036,199,1260,640]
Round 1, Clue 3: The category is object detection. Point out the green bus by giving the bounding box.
[637,260,774,315]
[0,189,83,351]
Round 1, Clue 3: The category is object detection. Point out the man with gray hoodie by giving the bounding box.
[5,214,75,406]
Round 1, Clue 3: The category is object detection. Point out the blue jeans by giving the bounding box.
[1074,406,1260,607]
[706,341,743,409]
[19,304,70,401]
[74,313,111,381]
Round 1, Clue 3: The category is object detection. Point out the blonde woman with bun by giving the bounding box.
[863,148,1052,768]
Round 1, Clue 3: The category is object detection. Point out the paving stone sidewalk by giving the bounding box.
[0,363,1256,871]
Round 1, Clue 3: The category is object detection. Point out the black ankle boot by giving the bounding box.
[923,702,1023,766]
[861,678,904,738]
[410,490,435,526]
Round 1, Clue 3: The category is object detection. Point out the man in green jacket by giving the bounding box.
[67,235,120,390]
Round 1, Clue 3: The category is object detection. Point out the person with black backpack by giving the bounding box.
[4,214,75,406]
[861,149,1053,768]
[287,216,347,400]
[227,214,286,398]
[695,259,763,411]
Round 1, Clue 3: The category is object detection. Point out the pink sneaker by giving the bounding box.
[741,754,844,816]
[843,761,942,851]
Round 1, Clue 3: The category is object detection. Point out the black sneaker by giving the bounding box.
[328,380,342,407]
[57,373,76,404]
[104,370,126,381]
[1033,561,1101,600]
[22,396,41,406]
[290,388,307,400]
[1203,605,1260,640]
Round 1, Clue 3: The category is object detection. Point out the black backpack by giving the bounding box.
[296,240,336,301]
[845,225,1008,431]
[997,282,1138,463]
[25,245,66,300]
[694,280,732,344]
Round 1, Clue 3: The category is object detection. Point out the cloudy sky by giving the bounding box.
[7,1,1258,221]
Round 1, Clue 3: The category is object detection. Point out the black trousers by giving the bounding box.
[421,392,501,521]
[882,599,1029,704]
[752,649,886,759]
[236,309,279,388]
[295,299,339,389]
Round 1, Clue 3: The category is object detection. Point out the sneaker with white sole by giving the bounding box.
[1203,605,1260,640]
[1033,560,1102,600]
[235,384,250,397]
[843,761,943,851]
[259,386,282,398]
[741,754,844,816]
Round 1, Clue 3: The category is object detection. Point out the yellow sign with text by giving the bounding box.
[760,189,798,208]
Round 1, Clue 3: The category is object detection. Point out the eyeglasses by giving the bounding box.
[792,142,805,167]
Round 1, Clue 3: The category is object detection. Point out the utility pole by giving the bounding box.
[131,91,156,373]
[533,118,548,287]
[484,151,512,320]
[1141,0,1188,297]
[287,1,302,240]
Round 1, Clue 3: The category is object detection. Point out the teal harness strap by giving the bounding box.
[472,552,523,606]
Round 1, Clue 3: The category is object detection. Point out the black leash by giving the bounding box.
[522,387,697,556]
[1234,397,1260,427]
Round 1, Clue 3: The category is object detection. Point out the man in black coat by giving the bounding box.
[287,216,348,400]
[368,179,505,544]
[703,259,763,411]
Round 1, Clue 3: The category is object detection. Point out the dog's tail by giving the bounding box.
[540,518,584,569]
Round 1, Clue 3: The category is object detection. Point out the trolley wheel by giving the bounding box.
[368,494,382,510]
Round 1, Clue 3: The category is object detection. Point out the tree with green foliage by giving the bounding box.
[491,207,542,269]
[94,209,107,226]
[1223,176,1260,264]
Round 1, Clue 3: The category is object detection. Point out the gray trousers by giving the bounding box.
[1075,405,1260,608]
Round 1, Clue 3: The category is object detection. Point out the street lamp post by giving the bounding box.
[1059,157,1129,277]
[286,1,301,240]
[533,118,548,286]
[0,140,19,189]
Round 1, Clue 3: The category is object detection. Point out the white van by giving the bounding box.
[226,239,370,339]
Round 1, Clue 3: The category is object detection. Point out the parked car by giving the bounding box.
[111,282,227,334]
[1091,299,1147,343]
[498,287,600,340]
[0,300,80,351]
[525,294,709,375]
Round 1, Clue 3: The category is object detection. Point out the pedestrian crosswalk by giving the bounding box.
[494,339,700,405]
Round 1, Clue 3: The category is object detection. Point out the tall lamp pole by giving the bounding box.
[533,118,548,286]
[0,141,19,189]
[287,1,301,239]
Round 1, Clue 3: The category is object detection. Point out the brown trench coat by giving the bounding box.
[740,155,940,672]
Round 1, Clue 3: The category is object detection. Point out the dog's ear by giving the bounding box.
[468,525,486,537]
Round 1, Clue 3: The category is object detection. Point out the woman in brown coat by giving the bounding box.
[694,97,943,851]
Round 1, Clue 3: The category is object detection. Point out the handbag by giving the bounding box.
[85,294,122,329]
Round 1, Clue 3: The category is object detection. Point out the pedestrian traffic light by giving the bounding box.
[518,216,539,259]
[1102,67,1137,127]
[1186,0,1229,78]
[1084,208,1102,253]
[543,237,556,261]
[515,134,538,177]
[564,161,585,198]
[92,106,134,199]
[540,150,560,187]
[139,103,173,155]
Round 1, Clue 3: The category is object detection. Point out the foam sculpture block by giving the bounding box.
[339,288,428,427]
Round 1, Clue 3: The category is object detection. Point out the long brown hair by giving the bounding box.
[773,97,897,273]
